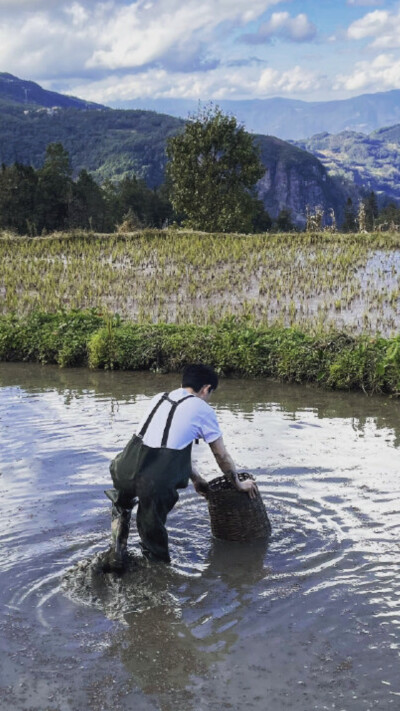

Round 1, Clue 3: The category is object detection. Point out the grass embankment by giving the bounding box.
[1,230,399,394]
[0,310,399,395]
[1,229,400,336]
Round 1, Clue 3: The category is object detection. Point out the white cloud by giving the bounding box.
[86,0,288,70]
[347,8,400,49]
[334,53,400,92]
[241,12,316,44]
[0,8,96,77]
[70,62,322,103]
[0,0,288,78]
[257,64,319,92]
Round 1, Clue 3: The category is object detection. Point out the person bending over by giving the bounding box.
[104,363,257,572]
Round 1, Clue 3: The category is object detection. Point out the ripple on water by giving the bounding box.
[1,365,400,710]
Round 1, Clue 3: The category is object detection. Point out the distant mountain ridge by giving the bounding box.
[111,91,400,141]
[294,125,400,202]
[0,72,104,110]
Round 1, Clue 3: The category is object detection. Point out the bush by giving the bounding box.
[1,310,399,395]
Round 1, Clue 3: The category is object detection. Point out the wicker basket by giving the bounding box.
[206,473,271,542]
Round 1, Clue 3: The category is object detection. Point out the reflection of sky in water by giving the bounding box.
[1,364,400,711]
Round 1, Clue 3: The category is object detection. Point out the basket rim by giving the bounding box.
[206,472,255,495]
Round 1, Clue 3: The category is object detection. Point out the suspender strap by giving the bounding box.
[161,394,194,448]
[138,392,169,439]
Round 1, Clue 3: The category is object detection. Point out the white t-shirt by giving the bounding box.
[136,388,222,450]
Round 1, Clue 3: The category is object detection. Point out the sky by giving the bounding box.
[1,0,400,104]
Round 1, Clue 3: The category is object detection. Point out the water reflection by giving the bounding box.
[1,362,399,446]
[1,363,400,711]
[67,537,270,701]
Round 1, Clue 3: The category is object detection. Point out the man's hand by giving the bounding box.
[192,475,209,497]
[236,478,258,499]
[209,438,258,499]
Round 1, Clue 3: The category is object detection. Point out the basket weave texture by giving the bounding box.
[206,473,271,542]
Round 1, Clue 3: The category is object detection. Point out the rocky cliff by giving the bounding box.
[255,135,349,226]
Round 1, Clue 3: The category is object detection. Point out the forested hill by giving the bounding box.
[0,73,349,221]
[255,135,348,225]
[0,102,184,187]
[0,72,103,110]
[0,73,183,187]
[294,125,400,202]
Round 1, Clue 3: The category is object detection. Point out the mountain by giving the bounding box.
[294,126,400,202]
[255,135,348,225]
[0,72,104,110]
[111,91,400,141]
[0,96,184,188]
[0,73,349,222]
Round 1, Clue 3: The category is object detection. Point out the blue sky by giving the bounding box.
[1,0,400,104]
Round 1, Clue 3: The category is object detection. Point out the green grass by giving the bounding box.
[0,310,399,395]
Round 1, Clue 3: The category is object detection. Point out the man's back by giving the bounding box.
[136,388,222,450]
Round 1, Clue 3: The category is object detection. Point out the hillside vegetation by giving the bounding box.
[295,127,400,202]
[0,74,349,222]
[0,103,182,187]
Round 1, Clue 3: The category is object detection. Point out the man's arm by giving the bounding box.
[190,462,209,497]
[209,437,257,499]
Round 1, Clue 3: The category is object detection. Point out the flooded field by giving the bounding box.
[1,231,400,335]
[0,363,399,711]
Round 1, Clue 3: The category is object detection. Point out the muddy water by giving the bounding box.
[0,363,399,711]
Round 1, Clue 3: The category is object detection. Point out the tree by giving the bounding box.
[69,169,107,231]
[275,207,294,232]
[251,199,272,232]
[342,197,357,233]
[376,201,400,229]
[0,163,38,234]
[37,143,73,232]
[166,105,265,233]
[363,191,378,231]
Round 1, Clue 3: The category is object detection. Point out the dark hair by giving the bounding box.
[182,364,219,392]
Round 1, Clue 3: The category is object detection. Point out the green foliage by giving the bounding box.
[0,163,38,234]
[37,143,73,232]
[275,207,294,232]
[0,103,182,188]
[0,146,173,234]
[1,310,399,395]
[166,105,265,233]
[0,309,102,365]
[363,191,379,231]
[342,197,357,233]
[376,201,400,229]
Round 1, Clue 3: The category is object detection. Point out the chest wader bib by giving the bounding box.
[105,392,194,568]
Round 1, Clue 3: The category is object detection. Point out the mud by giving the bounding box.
[1,363,400,710]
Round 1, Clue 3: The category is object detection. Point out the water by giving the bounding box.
[0,363,399,711]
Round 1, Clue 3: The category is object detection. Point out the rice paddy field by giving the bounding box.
[1,229,400,336]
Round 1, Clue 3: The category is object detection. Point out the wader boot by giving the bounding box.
[102,491,135,573]
[106,392,194,566]
[110,504,132,572]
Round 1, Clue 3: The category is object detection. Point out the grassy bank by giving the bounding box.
[1,310,399,395]
[1,229,400,336]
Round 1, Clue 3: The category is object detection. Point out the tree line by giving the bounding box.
[1,107,399,235]
[0,143,172,235]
